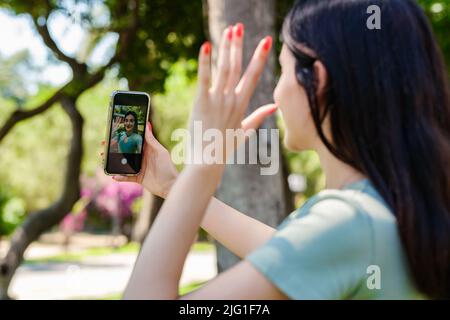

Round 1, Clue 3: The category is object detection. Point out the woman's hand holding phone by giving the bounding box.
[102,122,178,198]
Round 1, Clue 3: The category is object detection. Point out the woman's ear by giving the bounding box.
[313,60,328,98]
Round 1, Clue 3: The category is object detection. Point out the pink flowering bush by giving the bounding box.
[60,169,143,238]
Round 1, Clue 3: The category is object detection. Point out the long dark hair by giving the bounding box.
[124,111,139,134]
[283,0,450,299]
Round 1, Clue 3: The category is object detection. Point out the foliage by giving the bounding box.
[115,0,206,92]
[0,50,40,106]
[151,59,197,162]
[418,0,450,71]
[0,87,72,210]
[0,186,26,236]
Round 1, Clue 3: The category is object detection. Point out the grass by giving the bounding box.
[24,241,214,265]
[23,242,140,265]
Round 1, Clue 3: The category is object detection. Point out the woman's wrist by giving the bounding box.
[184,163,225,184]
[160,176,177,198]
[140,174,177,199]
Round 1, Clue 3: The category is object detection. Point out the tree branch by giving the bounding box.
[0,85,66,142]
[33,18,87,76]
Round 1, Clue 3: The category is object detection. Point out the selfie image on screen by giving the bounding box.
[106,104,147,174]
[110,105,144,154]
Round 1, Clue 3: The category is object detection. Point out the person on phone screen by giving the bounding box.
[110,111,142,154]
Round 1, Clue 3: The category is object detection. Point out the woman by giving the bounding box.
[111,0,450,299]
[110,111,143,154]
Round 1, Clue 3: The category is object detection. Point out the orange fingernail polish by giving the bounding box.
[270,105,278,113]
[235,23,244,38]
[227,26,233,41]
[263,36,272,51]
[203,41,211,55]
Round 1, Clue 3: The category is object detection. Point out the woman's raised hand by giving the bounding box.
[112,116,121,134]
[190,23,277,146]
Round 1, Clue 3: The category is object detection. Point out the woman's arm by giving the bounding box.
[123,165,222,299]
[123,165,284,300]
[201,197,275,258]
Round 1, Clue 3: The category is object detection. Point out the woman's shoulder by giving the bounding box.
[292,179,393,223]
[278,179,397,249]
[249,179,418,299]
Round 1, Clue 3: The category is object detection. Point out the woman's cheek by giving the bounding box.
[273,83,280,105]
[273,75,285,105]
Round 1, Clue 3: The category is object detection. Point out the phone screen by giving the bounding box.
[105,91,150,175]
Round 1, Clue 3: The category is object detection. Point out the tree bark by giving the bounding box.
[130,99,166,244]
[0,96,83,299]
[207,0,294,272]
[132,191,164,244]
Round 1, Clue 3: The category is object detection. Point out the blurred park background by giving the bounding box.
[0,0,448,299]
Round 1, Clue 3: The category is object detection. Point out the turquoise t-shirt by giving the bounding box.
[117,131,142,154]
[246,179,425,300]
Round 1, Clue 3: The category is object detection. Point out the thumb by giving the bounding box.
[145,122,161,147]
[241,104,278,132]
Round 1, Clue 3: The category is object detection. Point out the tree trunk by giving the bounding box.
[131,191,164,244]
[207,0,294,272]
[0,96,83,299]
[130,100,165,244]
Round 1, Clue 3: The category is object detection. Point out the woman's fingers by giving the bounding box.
[225,23,244,93]
[212,26,233,93]
[241,104,278,132]
[233,104,277,150]
[236,36,272,107]
[112,175,138,183]
[197,41,212,99]
[144,122,163,149]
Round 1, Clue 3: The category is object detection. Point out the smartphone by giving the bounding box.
[104,90,150,176]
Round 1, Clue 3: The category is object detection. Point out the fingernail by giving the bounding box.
[270,105,278,113]
[235,23,244,38]
[227,26,233,41]
[203,41,211,55]
[263,36,272,52]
